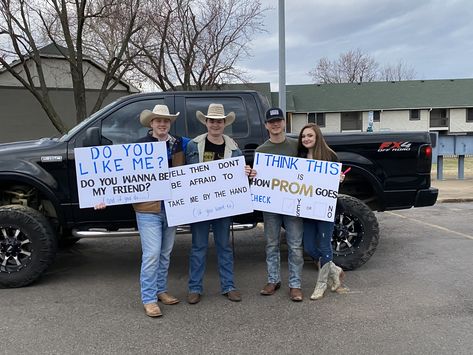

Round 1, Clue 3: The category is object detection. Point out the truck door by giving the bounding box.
[67,96,171,229]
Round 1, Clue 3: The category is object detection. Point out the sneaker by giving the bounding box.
[143,303,162,317]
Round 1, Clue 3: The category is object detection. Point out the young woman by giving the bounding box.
[297,123,346,300]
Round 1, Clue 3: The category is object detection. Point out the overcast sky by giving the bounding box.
[238,0,473,90]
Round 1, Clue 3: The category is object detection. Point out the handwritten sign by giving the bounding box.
[250,152,341,222]
[74,142,170,208]
[165,156,253,226]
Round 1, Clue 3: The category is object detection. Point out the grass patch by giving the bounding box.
[431,156,473,179]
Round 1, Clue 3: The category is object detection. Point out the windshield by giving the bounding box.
[58,98,121,142]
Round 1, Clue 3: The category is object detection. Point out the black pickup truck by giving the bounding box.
[0,90,438,287]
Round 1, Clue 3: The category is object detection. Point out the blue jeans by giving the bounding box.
[303,219,335,266]
[263,212,303,289]
[136,211,176,305]
[188,217,236,294]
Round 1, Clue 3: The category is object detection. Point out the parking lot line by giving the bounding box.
[386,211,473,240]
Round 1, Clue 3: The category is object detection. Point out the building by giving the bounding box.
[0,44,138,143]
[272,79,473,136]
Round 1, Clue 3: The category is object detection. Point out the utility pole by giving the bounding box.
[278,0,286,116]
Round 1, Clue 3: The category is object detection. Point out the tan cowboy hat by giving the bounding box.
[140,104,180,127]
[196,103,235,127]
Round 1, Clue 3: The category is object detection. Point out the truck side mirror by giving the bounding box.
[83,127,102,147]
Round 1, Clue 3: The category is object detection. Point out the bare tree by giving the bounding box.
[309,49,378,84]
[0,0,144,133]
[309,48,416,84]
[379,60,416,81]
[132,0,266,91]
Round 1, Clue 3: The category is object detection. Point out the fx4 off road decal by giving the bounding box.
[378,142,413,152]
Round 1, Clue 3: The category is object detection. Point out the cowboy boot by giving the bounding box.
[328,261,345,292]
[310,262,331,300]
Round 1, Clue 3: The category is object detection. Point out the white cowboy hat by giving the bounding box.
[140,104,180,127]
[196,103,235,127]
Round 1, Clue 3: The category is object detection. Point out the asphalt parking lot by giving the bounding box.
[2,202,473,354]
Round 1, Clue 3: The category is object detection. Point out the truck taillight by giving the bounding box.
[418,144,432,172]
[422,145,432,158]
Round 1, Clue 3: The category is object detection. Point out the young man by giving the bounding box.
[185,103,253,304]
[256,107,304,302]
[97,104,189,317]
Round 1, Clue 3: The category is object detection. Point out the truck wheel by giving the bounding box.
[332,195,379,270]
[0,205,57,288]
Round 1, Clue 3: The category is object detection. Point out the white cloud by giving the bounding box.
[245,0,473,86]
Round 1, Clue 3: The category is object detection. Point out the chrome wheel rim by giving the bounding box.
[332,212,364,256]
[0,225,33,273]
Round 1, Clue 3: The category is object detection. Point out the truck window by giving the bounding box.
[101,99,165,144]
[184,97,249,138]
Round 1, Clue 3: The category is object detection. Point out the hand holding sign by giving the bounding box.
[250,152,341,222]
[74,142,170,208]
[165,156,253,226]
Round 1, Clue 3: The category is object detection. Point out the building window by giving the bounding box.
[316,113,325,127]
[467,108,473,122]
[410,109,420,120]
[101,98,164,144]
[430,108,449,127]
[307,112,326,127]
[373,111,380,122]
[308,112,315,123]
[185,97,249,137]
[341,112,362,131]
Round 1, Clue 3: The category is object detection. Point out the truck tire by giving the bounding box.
[332,194,379,270]
[0,205,57,288]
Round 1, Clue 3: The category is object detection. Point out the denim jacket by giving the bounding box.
[186,133,242,164]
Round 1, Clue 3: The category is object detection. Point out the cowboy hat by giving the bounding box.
[140,104,180,127]
[196,103,235,127]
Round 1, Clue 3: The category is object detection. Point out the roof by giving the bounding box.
[38,43,75,57]
[285,79,473,112]
[1,43,138,92]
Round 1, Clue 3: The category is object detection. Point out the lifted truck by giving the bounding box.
[0,90,438,287]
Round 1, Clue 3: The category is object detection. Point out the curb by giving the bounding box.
[438,198,473,203]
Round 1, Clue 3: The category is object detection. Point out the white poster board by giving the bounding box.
[250,152,342,222]
[165,156,253,226]
[74,142,170,208]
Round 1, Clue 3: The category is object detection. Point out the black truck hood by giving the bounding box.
[0,138,62,159]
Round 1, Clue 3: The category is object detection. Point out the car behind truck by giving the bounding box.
[0,90,438,287]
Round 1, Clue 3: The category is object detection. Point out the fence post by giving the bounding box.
[458,155,465,180]
[437,155,444,180]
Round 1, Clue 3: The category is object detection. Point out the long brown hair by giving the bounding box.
[297,123,338,162]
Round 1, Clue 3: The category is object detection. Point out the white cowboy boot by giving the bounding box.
[310,262,331,300]
[328,261,345,292]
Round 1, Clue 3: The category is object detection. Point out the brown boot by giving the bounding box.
[260,282,281,296]
[143,302,162,317]
[187,293,201,304]
[158,292,180,305]
[224,290,242,302]
[289,288,303,302]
